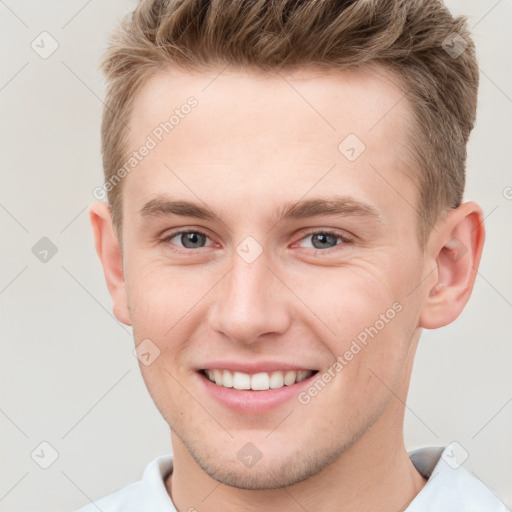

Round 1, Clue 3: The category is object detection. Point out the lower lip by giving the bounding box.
[197,371,317,414]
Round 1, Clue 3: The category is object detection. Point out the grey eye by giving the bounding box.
[177,231,208,249]
[303,232,341,250]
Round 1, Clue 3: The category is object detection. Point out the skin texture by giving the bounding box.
[90,65,485,512]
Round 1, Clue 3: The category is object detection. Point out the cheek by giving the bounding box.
[304,266,400,333]
[302,264,418,378]
[126,262,211,389]
[126,260,202,336]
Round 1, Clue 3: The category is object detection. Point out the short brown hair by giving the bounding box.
[99,0,479,246]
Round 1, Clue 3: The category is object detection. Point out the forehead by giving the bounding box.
[123,64,416,223]
[129,64,411,149]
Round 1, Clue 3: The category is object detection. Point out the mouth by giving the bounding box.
[197,362,322,413]
[200,368,319,391]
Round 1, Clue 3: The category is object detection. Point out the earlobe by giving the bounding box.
[419,202,485,329]
[89,201,132,326]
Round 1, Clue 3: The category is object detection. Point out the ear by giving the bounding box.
[89,201,131,326]
[419,201,485,329]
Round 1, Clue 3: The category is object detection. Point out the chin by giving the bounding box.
[198,458,316,490]
[183,437,347,490]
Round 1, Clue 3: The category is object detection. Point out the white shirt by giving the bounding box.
[75,445,508,511]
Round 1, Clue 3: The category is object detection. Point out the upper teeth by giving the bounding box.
[205,369,313,390]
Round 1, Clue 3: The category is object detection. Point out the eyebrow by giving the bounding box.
[138,195,383,225]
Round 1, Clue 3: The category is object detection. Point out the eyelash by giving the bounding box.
[160,228,352,255]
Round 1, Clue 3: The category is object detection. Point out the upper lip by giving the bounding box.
[198,361,318,374]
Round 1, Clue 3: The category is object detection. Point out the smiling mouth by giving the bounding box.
[200,369,319,391]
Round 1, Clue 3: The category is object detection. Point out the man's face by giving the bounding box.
[119,66,429,488]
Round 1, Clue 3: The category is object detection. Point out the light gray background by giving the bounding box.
[1,1,511,511]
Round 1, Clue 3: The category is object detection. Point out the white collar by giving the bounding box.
[128,445,508,511]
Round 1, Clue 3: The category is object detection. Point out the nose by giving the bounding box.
[207,249,292,345]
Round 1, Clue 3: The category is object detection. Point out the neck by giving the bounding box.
[166,411,427,512]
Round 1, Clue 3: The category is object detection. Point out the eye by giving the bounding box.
[296,230,351,250]
[160,228,352,254]
[161,229,213,251]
